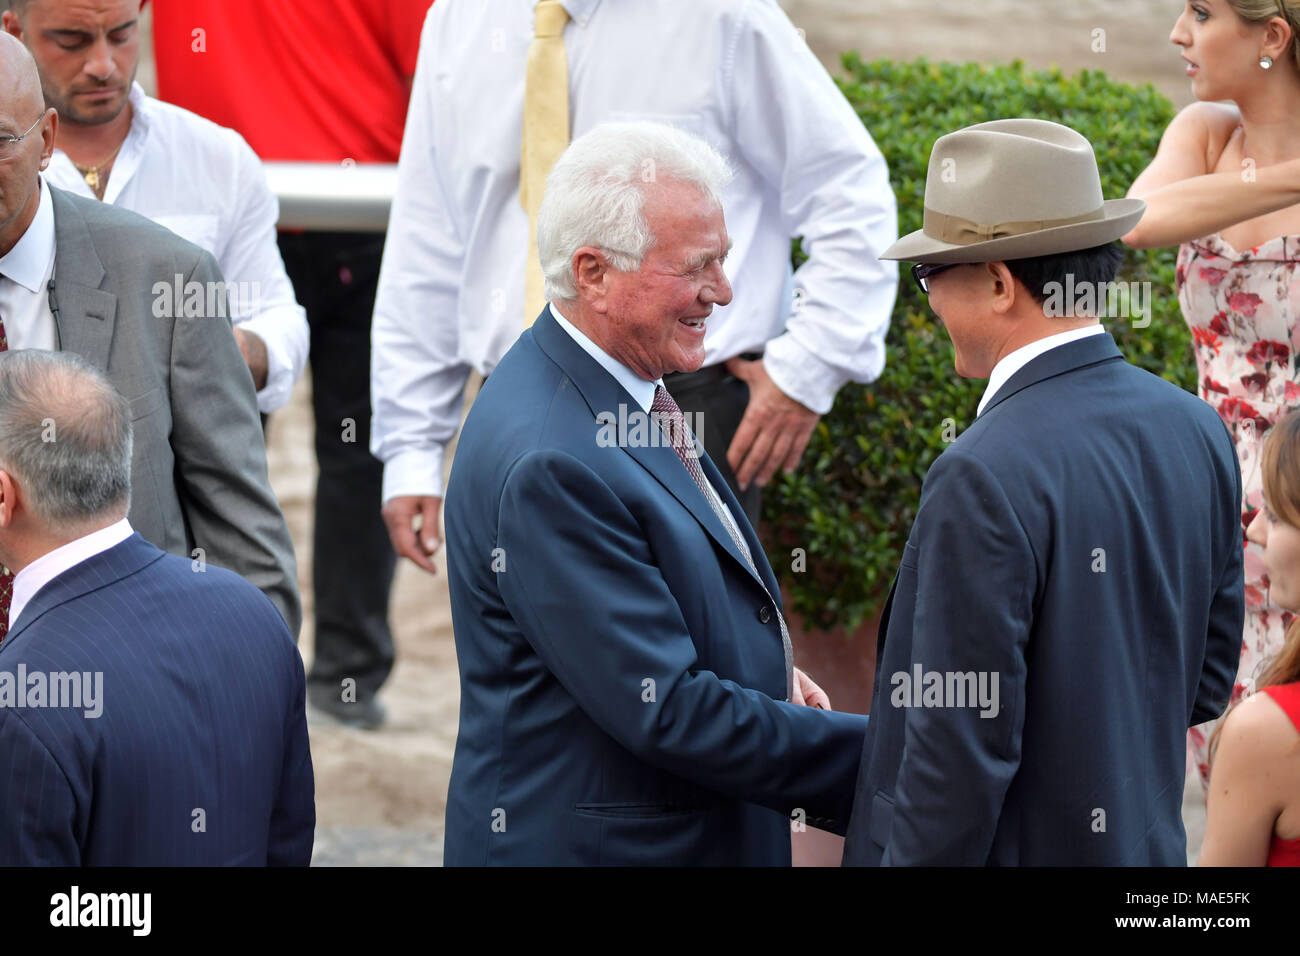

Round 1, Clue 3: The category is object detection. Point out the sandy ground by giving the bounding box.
[258,0,1211,866]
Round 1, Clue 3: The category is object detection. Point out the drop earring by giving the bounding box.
[1260,55,1274,69]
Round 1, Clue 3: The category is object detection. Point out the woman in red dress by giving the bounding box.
[1200,408,1300,866]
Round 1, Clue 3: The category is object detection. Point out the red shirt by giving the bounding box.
[1262,682,1300,867]
[151,0,432,163]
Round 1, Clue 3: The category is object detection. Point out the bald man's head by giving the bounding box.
[0,26,51,258]
[0,30,43,119]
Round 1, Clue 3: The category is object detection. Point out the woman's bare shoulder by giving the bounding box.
[1177,101,1243,171]
[1221,691,1299,758]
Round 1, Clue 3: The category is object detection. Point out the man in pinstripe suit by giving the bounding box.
[0,350,314,865]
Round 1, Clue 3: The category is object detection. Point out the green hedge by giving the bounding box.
[765,56,1195,633]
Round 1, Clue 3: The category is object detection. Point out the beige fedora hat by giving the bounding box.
[883,118,1146,264]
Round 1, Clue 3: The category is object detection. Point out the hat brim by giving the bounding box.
[881,198,1147,264]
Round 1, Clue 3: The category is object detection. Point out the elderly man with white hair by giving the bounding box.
[442,122,868,867]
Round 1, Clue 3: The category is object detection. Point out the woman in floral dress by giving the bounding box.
[1126,0,1300,786]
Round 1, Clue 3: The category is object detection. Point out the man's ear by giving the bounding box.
[988,261,1018,315]
[571,247,612,312]
[0,470,18,529]
[1,10,23,40]
[38,108,56,172]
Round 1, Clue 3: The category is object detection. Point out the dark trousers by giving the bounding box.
[664,355,762,526]
[278,231,396,700]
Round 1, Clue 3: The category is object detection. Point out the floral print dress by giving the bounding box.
[1177,232,1300,787]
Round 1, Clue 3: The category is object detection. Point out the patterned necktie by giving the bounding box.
[0,311,11,642]
[651,385,793,700]
[520,0,571,326]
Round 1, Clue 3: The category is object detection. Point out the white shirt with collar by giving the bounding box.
[8,518,134,632]
[977,324,1106,417]
[0,177,57,351]
[550,302,747,546]
[44,82,308,414]
[372,0,899,503]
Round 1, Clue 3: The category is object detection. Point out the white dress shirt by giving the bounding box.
[44,83,308,413]
[0,178,57,351]
[550,302,746,544]
[371,0,899,502]
[977,325,1106,417]
[9,518,134,631]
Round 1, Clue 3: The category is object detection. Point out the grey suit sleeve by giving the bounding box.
[168,249,302,636]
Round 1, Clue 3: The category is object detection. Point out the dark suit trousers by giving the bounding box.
[278,231,396,699]
[664,354,762,526]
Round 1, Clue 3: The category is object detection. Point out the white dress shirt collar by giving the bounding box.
[549,302,660,413]
[0,177,54,294]
[977,324,1106,417]
[556,0,602,27]
[9,518,135,631]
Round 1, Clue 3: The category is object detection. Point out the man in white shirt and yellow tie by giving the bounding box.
[373,0,899,571]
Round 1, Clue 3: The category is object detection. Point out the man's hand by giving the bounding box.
[725,357,819,490]
[791,666,831,710]
[234,327,270,391]
[382,495,443,574]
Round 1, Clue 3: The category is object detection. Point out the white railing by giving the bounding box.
[263,162,399,232]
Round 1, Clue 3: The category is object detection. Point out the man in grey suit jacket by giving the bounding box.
[0,34,299,635]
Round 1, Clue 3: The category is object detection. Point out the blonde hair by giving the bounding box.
[1228,0,1300,71]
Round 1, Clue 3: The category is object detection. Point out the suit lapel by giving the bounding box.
[48,187,118,370]
[531,308,765,587]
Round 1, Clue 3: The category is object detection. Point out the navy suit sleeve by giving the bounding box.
[495,450,868,826]
[1191,434,1245,726]
[267,650,315,866]
[885,449,1033,865]
[0,711,79,865]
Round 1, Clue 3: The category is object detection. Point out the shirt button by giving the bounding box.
[758,605,771,624]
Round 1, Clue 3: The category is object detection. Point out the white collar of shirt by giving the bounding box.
[549,302,661,413]
[9,519,134,631]
[977,325,1106,417]
[555,0,601,26]
[0,177,55,293]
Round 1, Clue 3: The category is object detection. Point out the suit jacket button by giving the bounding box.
[758,605,771,624]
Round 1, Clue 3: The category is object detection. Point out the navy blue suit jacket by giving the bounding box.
[0,534,314,865]
[443,308,868,865]
[842,333,1244,866]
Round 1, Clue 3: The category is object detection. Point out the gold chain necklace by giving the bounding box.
[70,140,125,198]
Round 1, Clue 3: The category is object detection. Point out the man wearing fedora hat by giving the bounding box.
[842,119,1244,866]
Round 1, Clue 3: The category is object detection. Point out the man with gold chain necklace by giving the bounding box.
[2,0,308,416]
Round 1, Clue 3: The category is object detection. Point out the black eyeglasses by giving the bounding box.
[911,262,958,294]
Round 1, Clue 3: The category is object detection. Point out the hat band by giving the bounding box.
[923,206,1106,245]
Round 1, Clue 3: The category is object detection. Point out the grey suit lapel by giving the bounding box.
[48,187,117,370]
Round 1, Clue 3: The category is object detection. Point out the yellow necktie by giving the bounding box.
[521,0,571,326]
